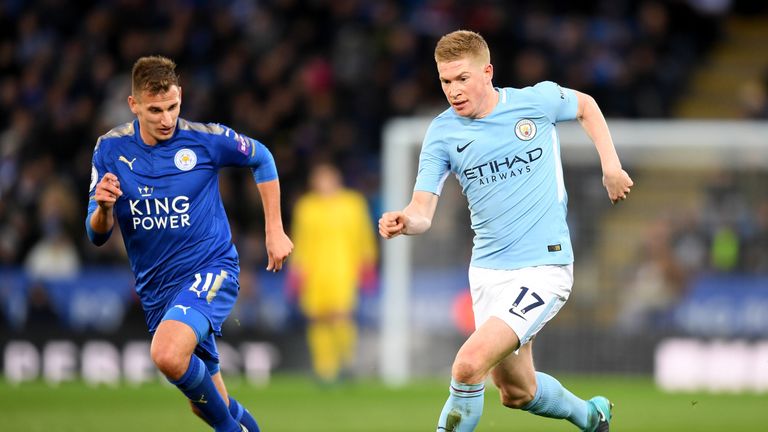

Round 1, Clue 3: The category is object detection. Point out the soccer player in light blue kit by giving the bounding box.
[379,30,633,431]
[86,56,293,432]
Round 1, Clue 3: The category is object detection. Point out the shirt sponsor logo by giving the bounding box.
[129,195,191,230]
[138,185,154,197]
[462,147,542,186]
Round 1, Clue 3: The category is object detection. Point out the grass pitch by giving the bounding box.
[2,374,765,431]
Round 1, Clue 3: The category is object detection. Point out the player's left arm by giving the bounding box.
[256,178,294,272]
[573,90,634,204]
[211,126,294,271]
[241,137,293,272]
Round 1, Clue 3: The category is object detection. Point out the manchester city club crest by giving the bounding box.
[514,119,537,141]
[174,148,197,171]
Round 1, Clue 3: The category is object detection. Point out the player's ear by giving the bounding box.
[485,63,494,83]
[127,95,138,114]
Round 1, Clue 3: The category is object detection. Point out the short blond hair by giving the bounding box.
[434,30,490,64]
[131,55,179,96]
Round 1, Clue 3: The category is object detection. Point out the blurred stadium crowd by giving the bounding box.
[1,0,768,336]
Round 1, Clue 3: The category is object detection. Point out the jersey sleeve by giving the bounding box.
[85,139,112,246]
[211,125,278,183]
[530,81,579,123]
[413,121,451,196]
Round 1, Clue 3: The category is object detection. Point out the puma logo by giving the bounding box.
[173,305,190,315]
[118,155,136,170]
[193,394,207,404]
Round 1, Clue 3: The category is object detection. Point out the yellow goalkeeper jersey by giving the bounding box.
[291,189,377,315]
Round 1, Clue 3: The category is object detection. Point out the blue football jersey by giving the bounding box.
[414,81,578,270]
[86,118,277,309]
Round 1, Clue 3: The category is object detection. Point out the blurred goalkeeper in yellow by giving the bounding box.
[289,162,377,383]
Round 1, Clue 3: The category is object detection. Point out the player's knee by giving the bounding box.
[451,357,486,384]
[150,344,187,379]
[498,383,536,409]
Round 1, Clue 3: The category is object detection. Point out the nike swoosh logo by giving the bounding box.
[457,140,475,153]
[597,409,606,422]
[508,308,527,321]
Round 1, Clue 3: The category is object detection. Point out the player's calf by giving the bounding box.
[521,372,591,430]
[497,381,536,409]
[169,355,242,432]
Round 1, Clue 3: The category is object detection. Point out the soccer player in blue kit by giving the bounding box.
[379,31,634,432]
[86,56,293,432]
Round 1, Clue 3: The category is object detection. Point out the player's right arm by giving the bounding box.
[86,143,122,246]
[380,118,446,239]
[378,190,438,239]
[89,173,122,230]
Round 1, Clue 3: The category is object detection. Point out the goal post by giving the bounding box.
[379,117,431,386]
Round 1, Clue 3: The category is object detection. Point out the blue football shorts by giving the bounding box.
[145,267,240,370]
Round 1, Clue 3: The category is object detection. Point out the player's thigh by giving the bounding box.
[454,316,519,382]
[150,320,198,375]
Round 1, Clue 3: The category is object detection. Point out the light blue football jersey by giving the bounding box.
[86,118,277,310]
[414,81,578,270]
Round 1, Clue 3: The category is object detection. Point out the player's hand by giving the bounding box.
[266,230,293,272]
[378,211,407,239]
[602,168,633,204]
[94,173,122,210]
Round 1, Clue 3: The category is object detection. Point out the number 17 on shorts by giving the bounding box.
[469,265,573,347]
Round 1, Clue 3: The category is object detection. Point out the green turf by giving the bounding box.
[1,374,766,431]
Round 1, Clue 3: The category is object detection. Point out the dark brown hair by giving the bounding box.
[131,55,179,96]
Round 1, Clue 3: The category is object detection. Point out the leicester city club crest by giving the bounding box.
[174,148,197,171]
[514,119,537,141]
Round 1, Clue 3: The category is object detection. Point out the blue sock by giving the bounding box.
[170,355,241,432]
[436,379,485,431]
[522,372,589,429]
[229,397,260,432]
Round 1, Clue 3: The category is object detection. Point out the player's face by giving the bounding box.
[128,85,182,145]
[437,56,494,119]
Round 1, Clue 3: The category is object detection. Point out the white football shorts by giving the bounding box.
[468,264,573,349]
